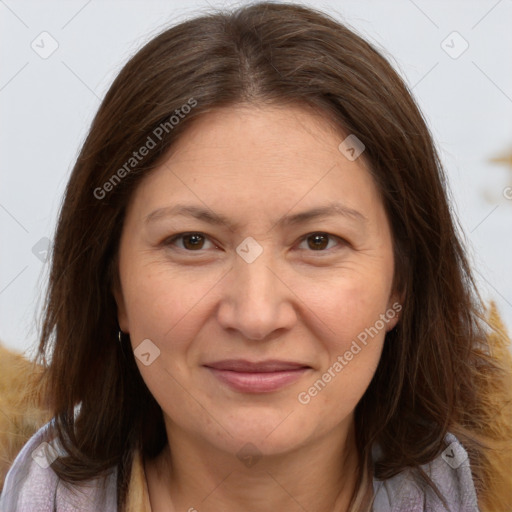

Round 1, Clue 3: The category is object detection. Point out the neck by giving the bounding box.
[146,419,361,512]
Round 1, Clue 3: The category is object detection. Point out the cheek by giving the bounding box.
[121,264,206,413]
[301,269,393,347]
[297,280,389,418]
[295,267,392,403]
[121,262,218,343]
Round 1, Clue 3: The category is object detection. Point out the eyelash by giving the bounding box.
[163,232,347,255]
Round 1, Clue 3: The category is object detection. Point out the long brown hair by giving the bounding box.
[33,2,507,510]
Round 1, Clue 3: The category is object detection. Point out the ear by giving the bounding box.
[385,289,404,332]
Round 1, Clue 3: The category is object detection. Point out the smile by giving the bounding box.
[203,359,311,393]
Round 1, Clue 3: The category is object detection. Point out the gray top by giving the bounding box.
[0,420,480,511]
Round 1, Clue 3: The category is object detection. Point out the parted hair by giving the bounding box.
[34,2,507,510]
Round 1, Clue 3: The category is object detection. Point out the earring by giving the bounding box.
[118,330,123,343]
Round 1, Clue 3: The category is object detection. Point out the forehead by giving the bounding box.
[167,103,349,165]
[127,104,385,229]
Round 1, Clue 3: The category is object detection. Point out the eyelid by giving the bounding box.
[164,232,219,251]
[163,231,347,253]
[296,232,347,252]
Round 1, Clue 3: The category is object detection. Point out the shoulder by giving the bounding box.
[372,432,480,511]
[0,419,117,512]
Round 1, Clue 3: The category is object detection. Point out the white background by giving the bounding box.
[1,0,511,357]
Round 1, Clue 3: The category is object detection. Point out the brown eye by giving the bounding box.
[298,232,342,252]
[182,233,205,250]
[166,232,215,251]
[307,233,329,250]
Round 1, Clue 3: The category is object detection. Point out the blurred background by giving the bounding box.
[1,0,511,357]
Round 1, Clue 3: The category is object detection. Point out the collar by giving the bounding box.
[125,447,152,511]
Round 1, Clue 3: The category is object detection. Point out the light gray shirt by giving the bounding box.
[0,421,480,511]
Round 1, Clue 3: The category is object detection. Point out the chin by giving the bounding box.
[211,412,310,455]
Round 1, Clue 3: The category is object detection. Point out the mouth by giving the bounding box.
[203,359,311,393]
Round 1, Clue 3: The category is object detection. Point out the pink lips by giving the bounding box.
[204,359,310,393]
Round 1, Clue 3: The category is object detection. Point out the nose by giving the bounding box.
[216,245,297,341]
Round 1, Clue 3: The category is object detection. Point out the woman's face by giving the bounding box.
[115,104,399,458]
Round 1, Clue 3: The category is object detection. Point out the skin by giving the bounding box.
[114,104,400,512]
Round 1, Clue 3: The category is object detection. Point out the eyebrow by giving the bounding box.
[145,201,367,230]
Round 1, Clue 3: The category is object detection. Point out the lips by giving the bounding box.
[203,359,311,393]
[204,359,310,372]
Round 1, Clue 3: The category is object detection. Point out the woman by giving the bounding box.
[1,2,511,511]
